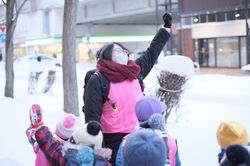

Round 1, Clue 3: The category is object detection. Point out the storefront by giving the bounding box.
[194,36,247,68]
[181,17,249,68]
[24,37,63,60]
[78,34,155,61]
[16,36,82,61]
[180,3,250,68]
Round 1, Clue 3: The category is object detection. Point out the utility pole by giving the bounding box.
[155,0,159,32]
[246,0,250,64]
[167,0,174,55]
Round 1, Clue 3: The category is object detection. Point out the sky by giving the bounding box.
[0,57,250,166]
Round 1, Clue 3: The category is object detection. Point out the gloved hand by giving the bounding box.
[94,148,112,160]
[26,127,36,145]
[33,142,39,153]
[162,12,172,28]
[25,127,40,153]
[29,104,43,128]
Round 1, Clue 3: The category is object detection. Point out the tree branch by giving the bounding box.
[12,0,28,21]
[16,0,28,15]
[0,0,6,5]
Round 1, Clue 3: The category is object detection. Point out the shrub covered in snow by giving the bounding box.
[155,55,195,121]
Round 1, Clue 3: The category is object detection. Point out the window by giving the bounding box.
[240,37,247,67]
[200,15,207,23]
[208,39,216,67]
[217,12,225,22]
[216,37,239,67]
[181,17,191,25]
[42,10,50,35]
[208,13,216,22]
[197,39,208,67]
[227,11,235,21]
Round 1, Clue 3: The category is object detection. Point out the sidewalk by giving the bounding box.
[198,68,247,76]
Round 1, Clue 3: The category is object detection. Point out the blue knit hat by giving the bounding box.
[136,96,166,122]
[148,113,166,132]
[123,129,166,166]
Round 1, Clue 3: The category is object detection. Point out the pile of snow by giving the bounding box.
[144,55,195,96]
[156,55,195,78]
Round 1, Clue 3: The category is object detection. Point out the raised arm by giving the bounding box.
[136,12,172,79]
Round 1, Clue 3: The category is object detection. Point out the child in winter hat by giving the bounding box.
[217,120,249,149]
[122,129,166,166]
[69,120,103,148]
[220,144,250,166]
[148,113,166,131]
[26,104,50,166]
[64,121,113,166]
[216,120,249,164]
[55,113,79,141]
[26,104,80,166]
[144,113,181,166]
[135,95,166,122]
[116,101,181,166]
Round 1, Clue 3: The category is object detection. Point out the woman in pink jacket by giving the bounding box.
[83,12,172,165]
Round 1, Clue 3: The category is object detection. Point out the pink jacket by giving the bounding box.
[101,79,143,133]
[35,148,50,166]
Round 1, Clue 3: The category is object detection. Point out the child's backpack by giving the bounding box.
[82,69,144,113]
[166,135,181,166]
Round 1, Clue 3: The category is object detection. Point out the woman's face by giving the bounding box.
[111,44,129,65]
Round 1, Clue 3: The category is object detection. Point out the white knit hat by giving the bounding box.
[71,121,103,148]
[55,114,79,140]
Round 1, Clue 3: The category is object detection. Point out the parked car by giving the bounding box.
[15,54,62,67]
[241,64,250,73]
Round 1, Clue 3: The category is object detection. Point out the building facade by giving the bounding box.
[180,0,250,68]
[0,0,249,68]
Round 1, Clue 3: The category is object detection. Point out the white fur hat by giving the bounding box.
[71,121,103,148]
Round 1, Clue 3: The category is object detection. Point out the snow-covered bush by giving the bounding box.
[155,55,195,121]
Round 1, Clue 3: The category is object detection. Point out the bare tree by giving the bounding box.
[62,0,79,116]
[2,0,28,98]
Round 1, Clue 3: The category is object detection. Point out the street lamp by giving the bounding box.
[193,17,199,23]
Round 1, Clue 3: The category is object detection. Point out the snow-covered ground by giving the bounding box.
[0,61,250,166]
